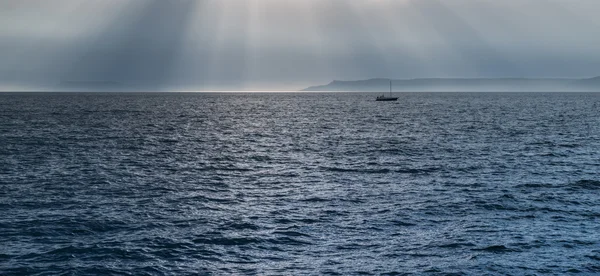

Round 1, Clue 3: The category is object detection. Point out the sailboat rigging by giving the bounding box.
[376,80,399,101]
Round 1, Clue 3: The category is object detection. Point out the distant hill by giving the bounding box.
[302,77,600,92]
[574,76,600,88]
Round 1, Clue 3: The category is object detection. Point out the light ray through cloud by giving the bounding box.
[1,0,600,91]
[61,0,199,89]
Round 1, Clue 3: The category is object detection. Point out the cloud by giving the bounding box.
[1,0,600,91]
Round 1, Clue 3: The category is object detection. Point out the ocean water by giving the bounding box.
[1,92,599,275]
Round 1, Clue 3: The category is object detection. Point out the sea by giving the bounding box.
[1,92,599,275]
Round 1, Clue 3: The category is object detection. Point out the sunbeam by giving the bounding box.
[2,0,600,91]
[60,0,199,90]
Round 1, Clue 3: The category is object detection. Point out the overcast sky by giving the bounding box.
[1,0,600,91]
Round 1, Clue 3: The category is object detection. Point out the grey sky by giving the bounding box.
[1,0,600,91]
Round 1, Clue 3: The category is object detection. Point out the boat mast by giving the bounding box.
[390,80,392,96]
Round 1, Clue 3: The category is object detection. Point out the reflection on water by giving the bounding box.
[1,92,599,274]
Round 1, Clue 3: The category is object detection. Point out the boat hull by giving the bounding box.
[376,97,398,101]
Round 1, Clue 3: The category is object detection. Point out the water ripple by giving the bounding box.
[1,92,600,274]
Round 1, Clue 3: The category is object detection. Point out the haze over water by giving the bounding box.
[3,0,600,91]
[1,92,599,275]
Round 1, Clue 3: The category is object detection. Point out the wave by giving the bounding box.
[267,237,313,246]
[301,197,330,202]
[320,166,440,174]
[395,167,441,174]
[193,237,261,246]
[272,230,311,237]
[570,180,600,190]
[471,245,520,253]
[515,183,557,189]
[321,167,391,174]
[437,242,476,248]
[516,180,600,191]
[391,220,417,227]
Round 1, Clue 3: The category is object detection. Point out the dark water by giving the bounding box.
[1,92,599,275]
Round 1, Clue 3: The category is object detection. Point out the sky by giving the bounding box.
[1,0,600,91]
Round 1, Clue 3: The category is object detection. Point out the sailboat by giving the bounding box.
[376,80,399,101]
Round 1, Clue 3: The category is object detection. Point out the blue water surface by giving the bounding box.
[1,92,599,275]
